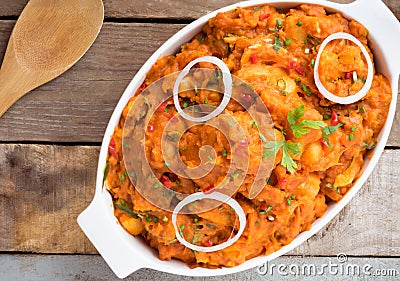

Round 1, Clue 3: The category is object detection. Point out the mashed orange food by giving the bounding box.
[104,4,391,268]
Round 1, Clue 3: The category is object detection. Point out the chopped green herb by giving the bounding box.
[232,171,239,179]
[207,155,213,161]
[284,39,291,46]
[228,120,233,126]
[252,121,258,128]
[162,216,168,222]
[206,223,216,230]
[322,123,344,147]
[153,182,159,188]
[349,133,355,141]
[218,206,224,211]
[115,203,138,218]
[267,178,273,185]
[176,180,181,186]
[255,221,260,226]
[194,85,198,94]
[259,210,266,215]
[291,195,295,200]
[204,99,208,104]
[153,217,159,223]
[295,77,301,83]
[296,21,303,26]
[164,107,169,113]
[259,133,267,142]
[323,114,330,120]
[179,225,185,230]
[266,206,273,212]
[181,147,188,151]
[304,38,309,44]
[361,76,366,83]
[103,163,110,184]
[121,199,126,207]
[281,90,287,96]
[230,207,235,211]
[194,217,199,223]
[146,217,153,222]
[307,34,321,45]
[286,197,292,206]
[360,107,366,113]
[222,149,227,157]
[253,6,261,11]
[300,83,312,96]
[311,58,315,68]
[164,161,170,167]
[183,102,188,108]
[273,36,282,51]
[276,18,282,28]
[351,126,357,132]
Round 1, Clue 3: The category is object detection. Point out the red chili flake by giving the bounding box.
[259,204,267,211]
[260,13,270,20]
[240,93,254,104]
[277,178,287,187]
[138,82,146,92]
[288,61,297,69]
[331,111,339,126]
[147,124,154,132]
[205,240,213,247]
[250,54,258,64]
[160,175,172,189]
[108,137,118,160]
[295,65,304,75]
[345,72,352,79]
[158,103,168,113]
[320,138,329,147]
[203,186,215,194]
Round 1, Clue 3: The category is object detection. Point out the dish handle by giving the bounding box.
[339,0,400,76]
[77,195,144,279]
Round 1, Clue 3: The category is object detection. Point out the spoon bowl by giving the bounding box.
[0,0,104,117]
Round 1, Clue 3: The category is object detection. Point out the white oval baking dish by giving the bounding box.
[78,0,400,278]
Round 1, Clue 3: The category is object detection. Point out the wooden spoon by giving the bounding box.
[0,0,104,117]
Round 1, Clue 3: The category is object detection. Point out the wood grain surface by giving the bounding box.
[0,21,398,144]
[0,255,398,280]
[0,0,399,20]
[0,144,398,256]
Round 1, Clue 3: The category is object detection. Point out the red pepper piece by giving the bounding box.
[260,13,270,20]
[250,54,258,64]
[108,137,118,160]
[331,111,339,126]
[160,175,172,189]
[203,186,215,194]
[259,204,267,211]
[205,240,213,247]
[320,138,329,147]
[277,178,287,187]
[158,103,168,113]
[295,65,304,75]
[345,72,352,79]
[147,124,154,132]
[288,61,297,69]
[240,93,254,105]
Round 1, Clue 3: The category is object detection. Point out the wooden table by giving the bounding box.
[0,0,399,280]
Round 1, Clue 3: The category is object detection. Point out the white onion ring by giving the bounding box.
[171,192,246,253]
[314,32,373,105]
[173,56,232,122]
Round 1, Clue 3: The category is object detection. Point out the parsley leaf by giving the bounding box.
[322,123,344,147]
[263,140,301,174]
[287,105,326,138]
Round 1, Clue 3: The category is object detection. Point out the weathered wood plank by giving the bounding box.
[0,144,398,255]
[0,255,398,281]
[0,22,184,143]
[1,0,399,20]
[0,21,398,144]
